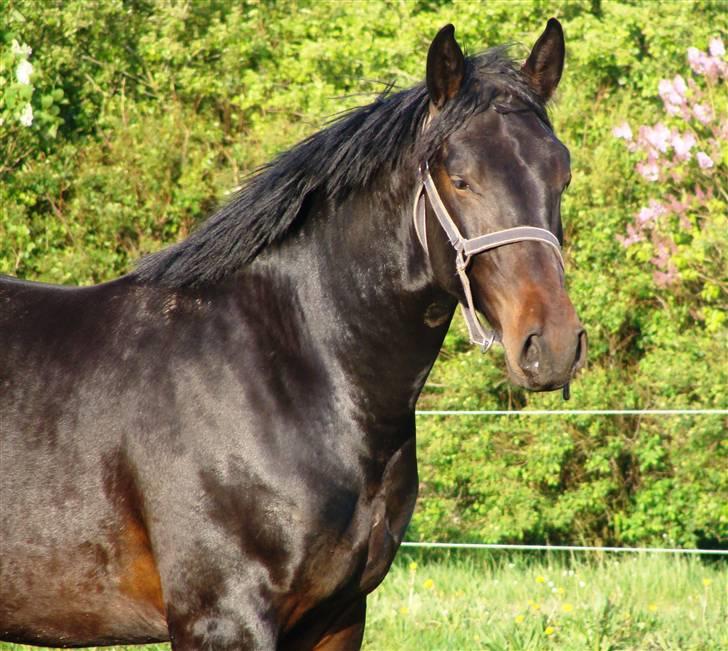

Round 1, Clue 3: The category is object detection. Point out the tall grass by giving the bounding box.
[365,551,727,650]
[1,553,725,651]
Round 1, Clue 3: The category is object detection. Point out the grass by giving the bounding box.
[1,552,725,650]
[364,551,727,650]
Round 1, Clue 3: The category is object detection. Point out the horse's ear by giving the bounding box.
[426,24,465,110]
[522,18,565,101]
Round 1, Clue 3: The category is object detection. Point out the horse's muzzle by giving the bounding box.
[512,325,587,391]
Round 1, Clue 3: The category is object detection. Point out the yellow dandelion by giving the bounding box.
[409,561,417,572]
[535,575,546,584]
[556,587,565,595]
[399,606,409,616]
[530,602,542,611]
[514,614,525,624]
[423,578,435,590]
[702,578,712,587]
[544,626,555,636]
[561,603,574,613]
[648,603,658,612]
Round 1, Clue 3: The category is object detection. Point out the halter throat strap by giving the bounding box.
[414,161,564,352]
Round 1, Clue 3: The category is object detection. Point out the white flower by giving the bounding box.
[19,103,33,127]
[16,59,33,85]
[11,39,33,58]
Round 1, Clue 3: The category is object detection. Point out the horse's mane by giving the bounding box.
[134,47,548,288]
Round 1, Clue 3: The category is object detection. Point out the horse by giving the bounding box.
[0,19,585,650]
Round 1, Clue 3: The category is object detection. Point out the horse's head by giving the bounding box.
[420,20,586,392]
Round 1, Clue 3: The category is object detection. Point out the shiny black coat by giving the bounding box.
[1,21,582,650]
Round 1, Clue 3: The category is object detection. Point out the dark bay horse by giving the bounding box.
[0,20,585,650]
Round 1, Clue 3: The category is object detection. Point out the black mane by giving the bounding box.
[134,47,548,288]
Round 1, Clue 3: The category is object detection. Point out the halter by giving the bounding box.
[413,161,564,352]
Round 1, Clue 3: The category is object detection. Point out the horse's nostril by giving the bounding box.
[520,333,541,373]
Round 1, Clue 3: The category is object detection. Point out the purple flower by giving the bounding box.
[637,200,668,224]
[688,47,701,62]
[651,240,672,269]
[671,130,696,161]
[636,161,660,182]
[696,151,714,169]
[619,224,644,248]
[687,47,707,74]
[692,103,713,125]
[667,194,688,215]
[709,37,725,58]
[672,75,688,96]
[639,123,671,154]
[658,77,687,114]
[687,46,727,81]
[612,121,633,140]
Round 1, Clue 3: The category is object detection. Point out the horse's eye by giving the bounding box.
[451,177,469,191]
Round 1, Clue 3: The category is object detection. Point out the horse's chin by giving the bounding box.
[503,353,571,393]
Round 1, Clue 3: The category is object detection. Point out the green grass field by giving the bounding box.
[2,552,725,650]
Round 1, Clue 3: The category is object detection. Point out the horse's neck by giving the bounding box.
[248,179,455,443]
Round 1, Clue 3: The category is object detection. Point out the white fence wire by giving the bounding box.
[416,409,727,416]
[409,407,727,556]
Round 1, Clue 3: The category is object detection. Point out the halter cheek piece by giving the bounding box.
[413,161,564,352]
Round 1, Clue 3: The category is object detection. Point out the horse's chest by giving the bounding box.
[286,436,418,606]
[357,436,418,593]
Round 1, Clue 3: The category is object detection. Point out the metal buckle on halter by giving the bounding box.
[456,250,470,274]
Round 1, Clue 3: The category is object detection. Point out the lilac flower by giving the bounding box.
[636,161,660,182]
[637,200,668,224]
[687,47,708,74]
[687,46,727,81]
[658,77,687,114]
[638,123,671,154]
[687,48,708,76]
[692,103,713,125]
[612,122,633,140]
[618,224,643,248]
[672,75,688,96]
[651,240,673,269]
[696,151,714,169]
[671,130,696,161]
[709,37,725,58]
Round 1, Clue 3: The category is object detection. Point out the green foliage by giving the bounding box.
[0,0,725,547]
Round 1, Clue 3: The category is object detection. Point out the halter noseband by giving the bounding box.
[413,161,564,352]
